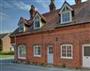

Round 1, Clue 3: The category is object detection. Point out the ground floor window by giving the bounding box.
[61,44,73,59]
[18,44,26,59]
[33,45,41,57]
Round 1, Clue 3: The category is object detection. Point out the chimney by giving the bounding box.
[49,0,56,12]
[29,5,36,19]
[75,0,81,5]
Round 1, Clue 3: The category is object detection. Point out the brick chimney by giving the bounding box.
[29,5,36,19]
[75,0,81,5]
[49,0,56,12]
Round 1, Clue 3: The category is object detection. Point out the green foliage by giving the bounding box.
[0,51,14,55]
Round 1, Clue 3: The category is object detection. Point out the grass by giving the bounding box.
[0,51,14,55]
[0,52,14,60]
[0,55,13,58]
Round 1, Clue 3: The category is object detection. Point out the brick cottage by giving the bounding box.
[10,0,90,68]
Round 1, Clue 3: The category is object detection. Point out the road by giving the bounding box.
[0,59,90,71]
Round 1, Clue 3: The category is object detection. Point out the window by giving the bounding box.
[33,45,41,57]
[48,45,53,54]
[34,15,41,29]
[61,44,73,59]
[61,11,71,24]
[19,24,24,32]
[60,5,72,24]
[18,45,26,59]
[34,20,40,28]
[83,45,90,56]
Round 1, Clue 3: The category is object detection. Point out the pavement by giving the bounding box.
[0,59,90,71]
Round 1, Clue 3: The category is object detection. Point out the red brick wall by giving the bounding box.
[11,23,90,68]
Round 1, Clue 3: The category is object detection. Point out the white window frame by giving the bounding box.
[18,45,26,59]
[61,11,72,24]
[61,44,73,59]
[33,45,41,57]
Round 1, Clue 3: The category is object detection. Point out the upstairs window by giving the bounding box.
[60,2,73,24]
[34,20,40,29]
[19,24,24,32]
[61,11,71,23]
[33,14,42,30]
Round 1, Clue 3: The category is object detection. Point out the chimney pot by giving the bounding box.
[29,5,36,19]
[49,0,56,12]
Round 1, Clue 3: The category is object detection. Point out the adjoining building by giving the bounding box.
[0,33,14,52]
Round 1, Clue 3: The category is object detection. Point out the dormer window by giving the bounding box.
[34,19,40,29]
[61,11,72,24]
[33,14,42,30]
[19,24,24,32]
[60,2,73,24]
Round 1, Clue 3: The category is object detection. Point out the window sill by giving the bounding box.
[34,55,41,57]
[34,27,41,30]
[61,57,73,59]
[61,21,72,24]
[18,57,26,59]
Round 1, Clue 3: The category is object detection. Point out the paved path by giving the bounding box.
[0,59,90,71]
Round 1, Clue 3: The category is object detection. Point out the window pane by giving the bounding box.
[19,45,26,57]
[35,21,40,28]
[49,47,53,54]
[84,46,90,56]
[62,12,70,23]
[67,46,72,57]
[62,46,67,57]
[37,47,40,55]
[34,46,41,56]
[19,26,23,32]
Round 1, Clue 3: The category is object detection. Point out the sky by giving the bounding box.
[0,0,87,33]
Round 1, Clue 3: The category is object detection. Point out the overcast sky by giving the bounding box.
[0,0,87,33]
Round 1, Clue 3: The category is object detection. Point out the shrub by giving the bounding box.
[0,51,14,55]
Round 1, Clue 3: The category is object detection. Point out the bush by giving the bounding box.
[0,51,14,55]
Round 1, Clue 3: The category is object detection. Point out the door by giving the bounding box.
[82,44,90,68]
[47,45,53,64]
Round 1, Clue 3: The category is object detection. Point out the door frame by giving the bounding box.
[82,44,90,67]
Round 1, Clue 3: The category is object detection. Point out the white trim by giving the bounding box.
[61,44,73,59]
[33,45,41,57]
[18,45,26,59]
[34,55,41,57]
[18,57,26,59]
[60,3,73,13]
